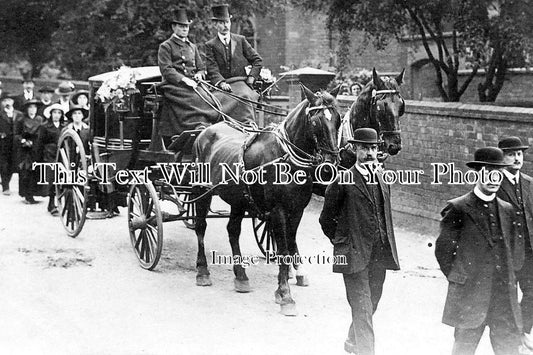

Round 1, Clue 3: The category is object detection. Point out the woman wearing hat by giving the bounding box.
[36,103,66,215]
[55,81,76,114]
[13,99,44,204]
[63,105,89,151]
[71,90,89,110]
[37,85,55,117]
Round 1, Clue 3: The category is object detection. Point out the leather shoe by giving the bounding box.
[2,189,10,196]
[344,339,356,354]
[24,196,38,204]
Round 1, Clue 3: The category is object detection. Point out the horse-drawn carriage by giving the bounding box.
[54,65,404,315]
[55,66,276,269]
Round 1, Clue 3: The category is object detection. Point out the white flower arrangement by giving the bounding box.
[96,66,140,102]
[244,66,276,83]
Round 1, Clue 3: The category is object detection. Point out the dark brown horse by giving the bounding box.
[192,84,341,315]
[338,68,405,168]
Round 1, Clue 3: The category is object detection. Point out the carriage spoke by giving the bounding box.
[134,231,143,251]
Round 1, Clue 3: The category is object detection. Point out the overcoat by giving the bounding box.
[13,114,43,170]
[158,35,205,86]
[0,110,23,172]
[205,34,262,85]
[319,165,400,274]
[435,192,522,329]
[497,173,533,271]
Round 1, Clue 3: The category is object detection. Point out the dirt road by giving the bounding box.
[0,180,496,355]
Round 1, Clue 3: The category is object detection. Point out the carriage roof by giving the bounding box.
[88,66,162,84]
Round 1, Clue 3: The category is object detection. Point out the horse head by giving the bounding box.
[345,68,405,160]
[298,83,341,166]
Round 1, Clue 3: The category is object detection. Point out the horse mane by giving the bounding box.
[284,89,338,125]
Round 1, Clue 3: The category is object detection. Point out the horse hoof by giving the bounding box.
[274,290,282,304]
[196,275,212,287]
[288,268,295,279]
[280,303,298,317]
[296,275,309,287]
[234,279,252,293]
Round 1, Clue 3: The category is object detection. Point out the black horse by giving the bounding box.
[192,84,341,316]
[338,68,405,168]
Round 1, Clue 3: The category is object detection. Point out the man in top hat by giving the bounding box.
[205,4,263,93]
[158,7,219,138]
[14,75,35,111]
[496,136,533,353]
[0,96,23,195]
[37,85,55,118]
[436,147,522,355]
[55,81,76,114]
[319,128,400,355]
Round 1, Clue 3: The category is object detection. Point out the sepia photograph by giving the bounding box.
[1,1,533,354]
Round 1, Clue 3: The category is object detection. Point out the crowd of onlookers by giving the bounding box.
[0,77,90,216]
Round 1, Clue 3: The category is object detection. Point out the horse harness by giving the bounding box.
[369,88,404,137]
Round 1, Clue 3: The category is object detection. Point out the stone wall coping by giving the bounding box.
[404,100,533,122]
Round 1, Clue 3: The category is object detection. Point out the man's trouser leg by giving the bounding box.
[343,262,386,355]
[518,240,533,334]
[452,326,485,355]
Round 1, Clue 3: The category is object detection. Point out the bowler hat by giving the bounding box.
[55,81,75,96]
[39,85,55,93]
[466,147,512,169]
[171,7,192,25]
[348,128,383,145]
[498,136,529,151]
[66,104,88,120]
[211,4,232,21]
[43,103,65,119]
[22,99,43,111]
[72,90,89,104]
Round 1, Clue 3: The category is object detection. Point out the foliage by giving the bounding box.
[293,0,532,102]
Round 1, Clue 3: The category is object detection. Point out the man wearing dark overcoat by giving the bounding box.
[496,136,533,353]
[0,96,23,195]
[319,128,400,355]
[436,147,522,355]
[157,7,217,138]
[14,75,36,111]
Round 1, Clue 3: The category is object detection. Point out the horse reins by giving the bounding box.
[370,89,403,136]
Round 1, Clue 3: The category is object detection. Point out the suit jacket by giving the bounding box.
[0,110,23,166]
[319,165,400,274]
[14,92,35,111]
[36,121,66,163]
[158,36,205,87]
[435,192,521,329]
[205,33,262,85]
[497,172,533,271]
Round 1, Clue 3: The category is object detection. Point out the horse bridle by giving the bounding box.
[370,89,404,137]
[306,104,340,160]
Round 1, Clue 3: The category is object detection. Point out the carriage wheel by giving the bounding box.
[252,217,276,258]
[177,191,196,229]
[55,129,88,238]
[128,183,163,270]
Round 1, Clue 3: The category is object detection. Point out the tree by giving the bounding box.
[0,0,67,77]
[53,0,287,79]
[293,0,531,102]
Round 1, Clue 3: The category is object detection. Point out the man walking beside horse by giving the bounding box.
[320,128,400,355]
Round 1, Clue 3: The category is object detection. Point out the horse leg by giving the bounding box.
[271,206,297,316]
[194,191,212,286]
[287,209,309,287]
[227,205,251,293]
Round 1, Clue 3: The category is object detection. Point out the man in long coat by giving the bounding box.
[436,147,522,355]
[0,96,22,195]
[496,136,533,353]
[319,128,400,355]
[157,7,220,139]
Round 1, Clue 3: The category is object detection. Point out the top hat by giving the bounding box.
[66,104,89,120]
[348,128,383,145]
[211,4,232,21]
[22,99,43,111]
[39,85,55,93]
[466,147,512,169]
[55,81,76,96]
[171,7,192,25]
[72,90,90,104]
[43,103,65,119]
[20,71,34,83]
[498,136,529,151]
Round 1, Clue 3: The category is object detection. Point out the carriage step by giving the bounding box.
[161,211,186,222]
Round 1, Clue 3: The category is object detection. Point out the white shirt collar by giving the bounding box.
[218,32,230,44]
[474,186,496,202]
[502,169,519,184]
[24,91,33,100]
[355,162,370,176]
[172,34,188,43]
